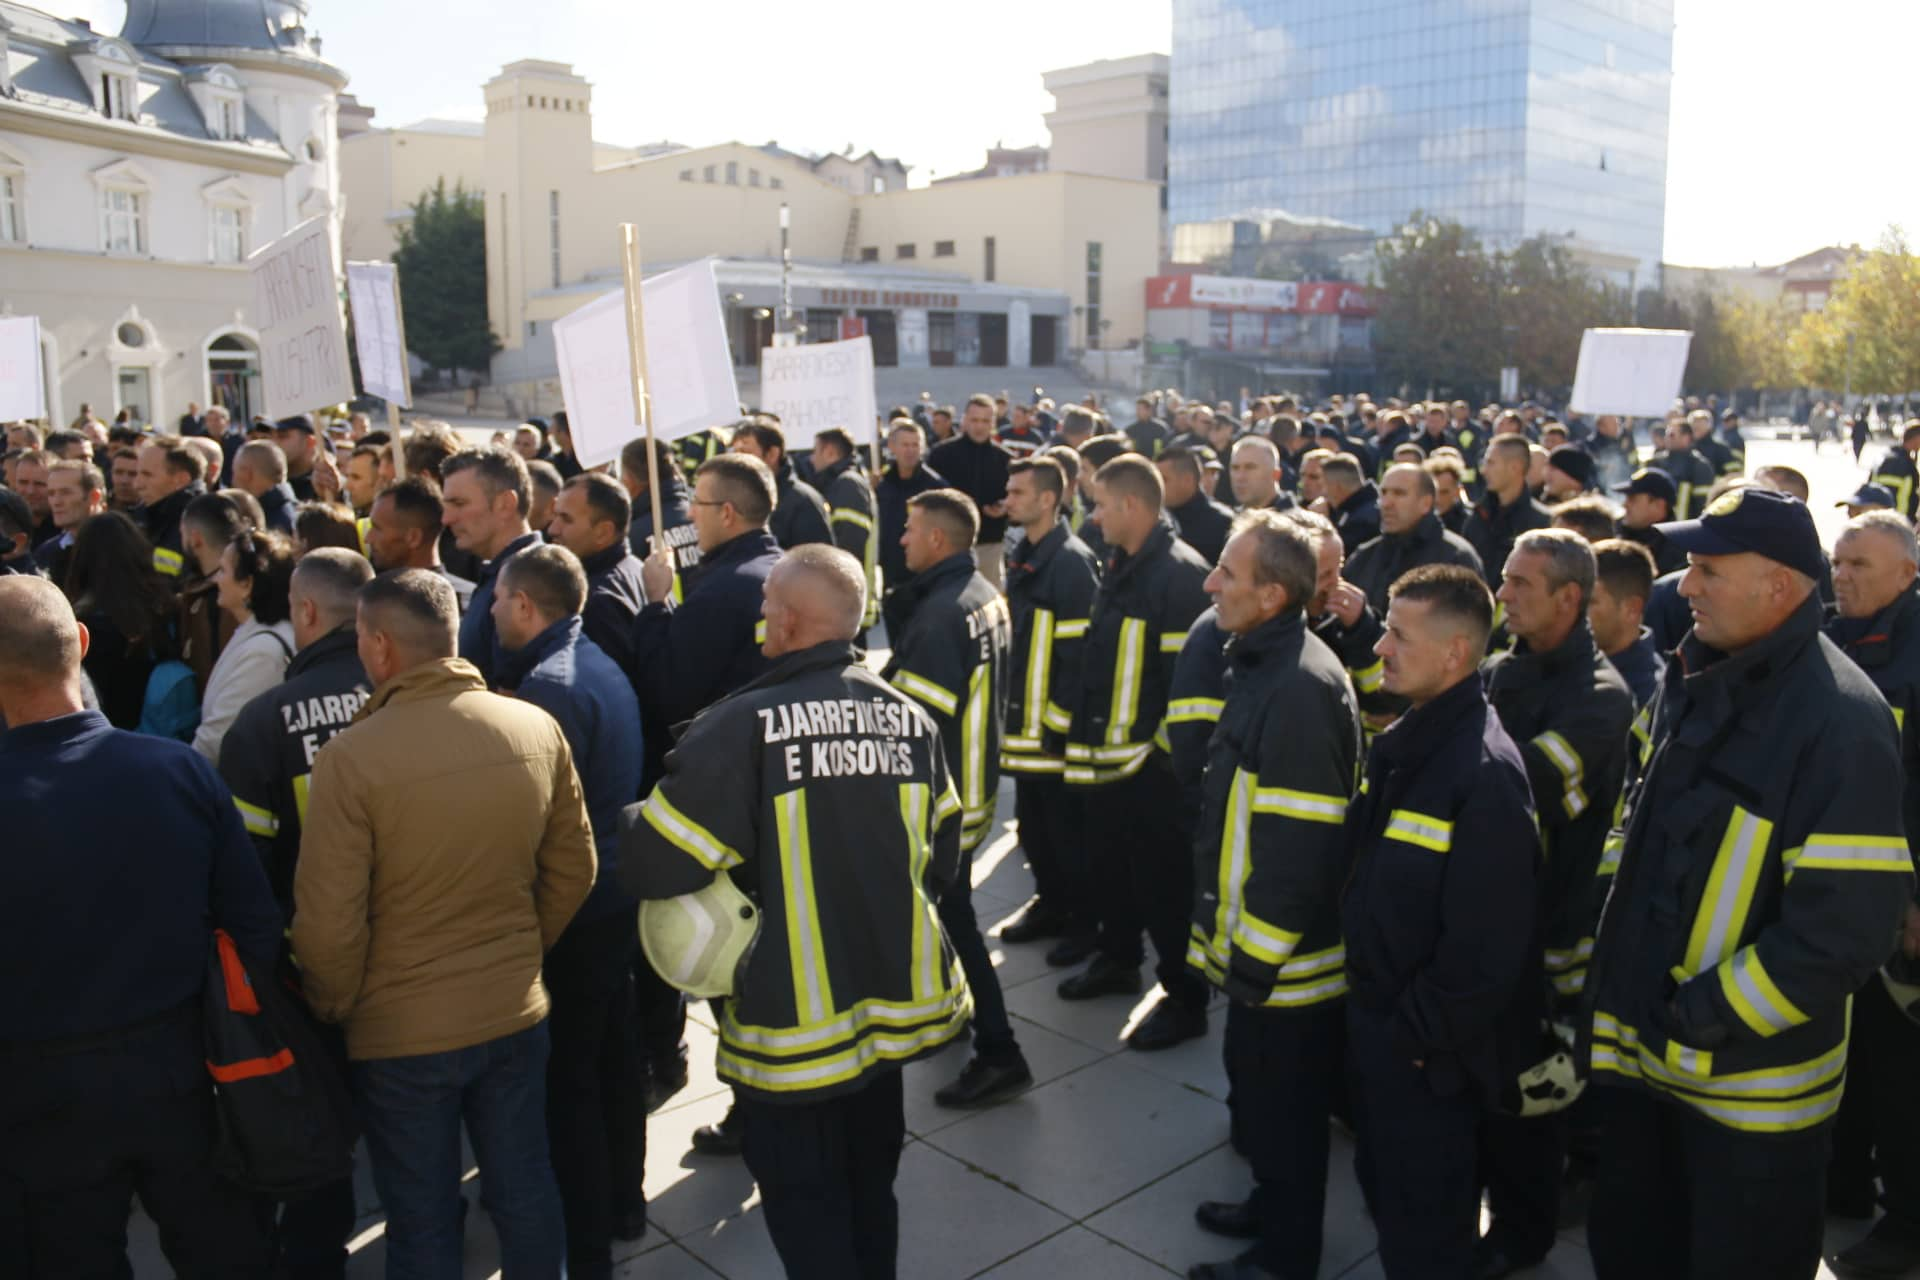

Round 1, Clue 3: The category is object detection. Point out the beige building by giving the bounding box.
[1042,54,1169,188]
[1663,246,1854,313]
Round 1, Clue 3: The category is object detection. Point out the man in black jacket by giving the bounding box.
[445,445,540,685]
[731,420,830,551]
[1159,445,1235,566]
[134,436,206,580]
[216,548,371,1276]
[546,472,647,677]
[1342,565,1541,1280]
[1466,436,1553,589]
[929,394,1014,587]
[1186,512,1362,1280]
[1611,468,1687,577]
[810,427,880,633]
[1579,415,1638,496]
[1647,417,1716,520]
[621,437,702,596]
[885,489,1032,1108]
[1322,454,1382,556]
[1478,531,1633,1277]
[1345,464,1484,615]
[877,420,946,639]
[232,440,298,535]
[1825,511,1920,1276]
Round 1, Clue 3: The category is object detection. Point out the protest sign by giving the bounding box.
[345,261,411,408]
[1569,328,1693,418]
[757,337,879,454]
[247,216,353,420]
[0,316,46,421]
[554,257,738,469]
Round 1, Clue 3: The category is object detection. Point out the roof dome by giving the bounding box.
[121,0,337,69]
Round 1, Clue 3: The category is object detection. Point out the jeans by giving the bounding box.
[352,1020,565,1280]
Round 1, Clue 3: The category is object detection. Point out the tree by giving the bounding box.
[1792,229,1920,396]
[1370,215,1504,398]
[1724,296,1798,391]
[1501,237,1620,393]
[393,179,499,376]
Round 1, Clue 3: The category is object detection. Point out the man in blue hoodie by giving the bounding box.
[492,543,648,1276]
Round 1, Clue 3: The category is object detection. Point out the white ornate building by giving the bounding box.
[0,0,345,426]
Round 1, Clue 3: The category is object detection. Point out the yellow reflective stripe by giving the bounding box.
[1160,631,1187,654]
[830,508,874,531]
[1874,471,1915,516]
[1212,769,1254,965]
[1000,754,1066,773]
[1792,834,1912,874]
[899,783,941,1002]
[1233,911,1304,966]
[962,664,990,822]
[1066,741,1155,764]
[1590,1013,1848,1131]
[754,618,768,644]
[1544,939,1594,973]
[1251,786,1347,825]
[1682,807,1773,973]
[233,797,279,837]
[1895,706,1907,734]
[1165,696,1224,725]
[774,788,834,1025]
[934,780,962,824]
[890,669,959,717]
[1021,608,1055,741]
[1665,1037,1712,1078]
[641,790,742,870]
[1053,618,1089,639]
[1598,829,1625,876]
[1385,809,1452,853]
[1631,705,1653,748]
[153,546,183,576]
[1063,746,1152,785]
[292,773,312,828]
[1041,701,1072,733]
[715,988,970,1093]
[1152,722,1171,753]
[1532,729,1589,819]
[1717,948,1811,1037]
[1108,618,1147,744]
[1350,658,1384,693]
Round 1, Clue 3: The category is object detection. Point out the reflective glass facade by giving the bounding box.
[1169,0,1673,276]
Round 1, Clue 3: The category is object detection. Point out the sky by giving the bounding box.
[67,0,1919,268]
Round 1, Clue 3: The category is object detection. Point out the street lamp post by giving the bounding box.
[776,203,796,348]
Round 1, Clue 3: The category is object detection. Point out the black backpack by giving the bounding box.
[202,929,359,1195]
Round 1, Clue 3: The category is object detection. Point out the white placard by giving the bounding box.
[757,337,878,452]
[345,261,411,407]
[1569,328,1694,418]
[0,316,47,421]
[247,215,354,420]
[554,258,740,469]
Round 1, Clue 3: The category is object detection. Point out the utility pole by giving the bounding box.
[775,203,797,348]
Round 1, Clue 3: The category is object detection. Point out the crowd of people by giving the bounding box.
[2,381,1919,1280]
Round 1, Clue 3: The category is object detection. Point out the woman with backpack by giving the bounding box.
[64,512,180,730]
[192,530,297,761]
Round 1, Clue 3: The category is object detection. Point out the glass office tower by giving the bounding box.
[1169,0,1673,280]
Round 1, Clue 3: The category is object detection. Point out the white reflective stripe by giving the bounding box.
[1544,939,1595,971]
[1232,912,1302,966]
[1252,786,1347,824]
[1720,948,1810,1036]
[1350,659,1384,693]
[233,798,279,837]
[1159,631,1187,654]
[1531,730,1589,819]
[721,980,968,1054]
[890,669,959,716]
[1214,770,1253,959]
[1684,808,1773,973]
[641,791,741,869]
[899,783,940,1002]
[1261,976,1348,1006]
[1385,809,1452,852]
[962,665,990,819]
[1020,608,1055,741]
[775,789,833,1025]
[1166,696,1224,725]
[1053,618,1089,639]
[1277,945,1345,979]
[830,509,874,530]
[1108,618,1146,745]
[1066,741,1154,764]
[1793,834,1912,873]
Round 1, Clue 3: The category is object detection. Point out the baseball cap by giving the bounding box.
[1193,443,1223,471]
[1613,468,1678,505]
[1546,446,1595,490]
[1721,408,1742,423]
[1654,486,1826,581]
[638,873,761,999]
[274,413,316,435]
[1839,482,1896,510]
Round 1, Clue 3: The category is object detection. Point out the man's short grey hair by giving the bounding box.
[1278,507,1338,544]
[237,440,287,484]
[775,544,867,639]
[292,548,375,626]
[1844,510,1920,567]
[359,569,459,659]
[1231,436,1280,468]
[0,576,81,687]
[1513,527,1597,611]
[1228,509,1318,609]
[1320,453,1364,491]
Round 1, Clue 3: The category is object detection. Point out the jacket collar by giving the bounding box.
[1227,608,1305,675]
[1385,511,1445,550]
[1835,585,1920,672]
[580,540,633,579]
[260,482,295,513]
[814,454,855,485]
[286,625,360,681]
[359,657,488,722]
[1109,521,1176,584]
[479,531,541,582]
[1008,518,1072,581]
[144,482,204,526]
[1502,616,1597,680]
[705,526,780,568]
[0,708,111,752]
[1334,481,1379,517]
[734,639,860,699]
[1673,590,1825,713]
[496,616,581,690]
[1372,670,1487,771]
[901,552,975,604]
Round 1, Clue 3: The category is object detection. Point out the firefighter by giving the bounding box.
[810,426,880,633]
[1342,565,1542,1280]
[1058,455,1213,1050]
[618,545,973,1279]
[1584,488,1911,1280]
[883,488,1031,1108]
[1478,530,1634,1276]
[1870,421,1920,523]
[1185,511,1362,1280]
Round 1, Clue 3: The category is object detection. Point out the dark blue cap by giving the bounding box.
[1839,482,1896,509]
[1612,467,1677,505]
[274,413,316,434]
[1655,487,1826,581]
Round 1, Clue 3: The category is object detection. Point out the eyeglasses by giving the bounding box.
[689,499,728,509]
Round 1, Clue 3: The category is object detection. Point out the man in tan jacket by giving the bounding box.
[293,568,596,1277]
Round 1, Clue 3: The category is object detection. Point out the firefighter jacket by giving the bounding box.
[1341,671,1543,1104]
[877,463,945,601]
[770,455,831,551]
[1584,594,1912,1133]
[140,483,204,580]
[1466,490,1553,589]
[1827,585,1920,875]
[1164,608,1228,816]
[1331,482,1383,557]
[1418,424,1485,488]
[1649,447,1716,519]
[1064,522,1212,787]
[1344,513,1486,616]
[1872,448,1920,521]
[217,627,369,916]
[1188,610,1361,1011]
[675,427,728,482]
[997,423,1050,461]
[883,553,1010,853]
[1001,519,1100,777]
[627,472,702,597]
[1483,619,1634,1010]
[814,453,881,629]
[619,640,972,1102]
[579,541,646,677]
[1168,492,1235,566]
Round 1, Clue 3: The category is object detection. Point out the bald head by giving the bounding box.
[763,545,867,656]
[0,577,87,723]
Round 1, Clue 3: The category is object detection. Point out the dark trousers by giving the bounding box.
[939,845,1020,1063]
[630,942,689,1084]
[1478,1109,1564,1261]
[1087,756,1206,1007]
[0,1010,273,1278]
[546,910,647,1280]
[1832,975,1920,1227]
[274,1176,356,1279]
[353,1020,565,1280]
[739,1068,906,1280]
[1588,1085,1829,1280]
[1013,772,1091,926]
[1229,1001,1344,1279]
[1347,1004,1481,1280]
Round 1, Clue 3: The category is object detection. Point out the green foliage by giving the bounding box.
[1792,230,1920,395]
[1370,214,1504,398]
[393,179,499,376]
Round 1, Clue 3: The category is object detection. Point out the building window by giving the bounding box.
[0,171,22,244]
[726,161,738,184]
[100,187,146,255]
[933,240,955,258]
[859,246,879,263]
[984,236,996,282]
[102,72,136,121]
[749,168,760,187]
[871,175,885,194]
[680,169,693,181]
[212,98,243,140]
[704,165,716,183]
[209,205,246,263]
[1084,241,1103,348]
[548,189,562,288]
[770,177,783,190]
[895,243,916,260]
